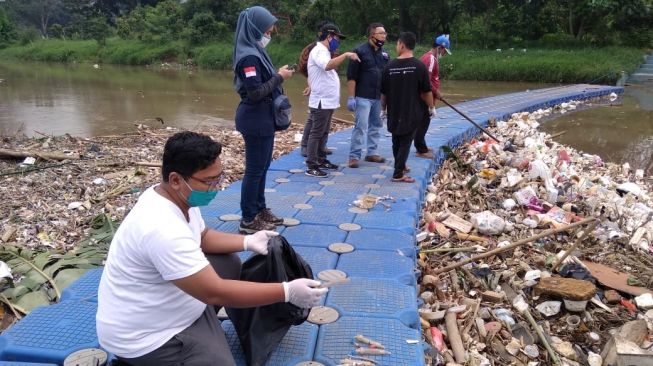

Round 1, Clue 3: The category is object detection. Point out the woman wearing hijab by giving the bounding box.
[233,6,294,234]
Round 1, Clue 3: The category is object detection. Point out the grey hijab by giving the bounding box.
[233,6,277,91]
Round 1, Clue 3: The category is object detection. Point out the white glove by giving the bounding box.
[429,106,437,118]
[243,230,278,255]
[282,278,328,308]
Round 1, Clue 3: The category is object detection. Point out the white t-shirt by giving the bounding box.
[96,186,209,358]
[308,41,341,109]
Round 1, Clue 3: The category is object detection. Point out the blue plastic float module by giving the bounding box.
[272,182,324,194]
[369,184,423,203]
[306,194,364,209]
[353,209,416,235]
[294,207,356,227]
[222,320,319,366]
[59,268,103,303]
[336,250,416,287]
[280,224,347,249]
[0,301,99,365]
[319,183,371,196]
[292,245,338,275]
[345,228,415,254]
[325,278,419,328]
[314,316,423,366]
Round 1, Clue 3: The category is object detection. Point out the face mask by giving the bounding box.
[373,38,385,48]
[328,37,340,52]
[258,34,271,48]
[180,179,217,207]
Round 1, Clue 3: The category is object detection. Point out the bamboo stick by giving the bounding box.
[445,311,466,363]
[552,219,600,272]
[0,148,80,161]
[433,217,596,275]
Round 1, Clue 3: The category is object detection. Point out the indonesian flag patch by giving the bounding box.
[244,66,257,78]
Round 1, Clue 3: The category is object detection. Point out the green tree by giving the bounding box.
[3,0,65,38]
[83,15,112,45]
[0,7,17,47]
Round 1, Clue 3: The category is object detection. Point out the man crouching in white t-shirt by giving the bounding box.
[96,131,327,366]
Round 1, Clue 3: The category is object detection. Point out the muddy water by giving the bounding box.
[1,61,651,172]
[539,85,653,174]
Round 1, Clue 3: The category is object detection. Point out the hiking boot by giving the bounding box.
[348,159,359,168]
[239,216,276,234]
[364,155,386,163]
[305,167,328,178]
[320,160,338,170]
[257,208,284,225]
[416,151,434,159]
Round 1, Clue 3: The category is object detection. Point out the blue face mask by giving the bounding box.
[328,37,340,52]
[181,179,217,207]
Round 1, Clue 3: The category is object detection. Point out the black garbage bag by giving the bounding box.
[226,235,313,366]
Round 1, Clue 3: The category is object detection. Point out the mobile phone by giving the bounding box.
[288,63,298,71]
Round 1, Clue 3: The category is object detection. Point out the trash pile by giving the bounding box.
[417,100,653,365]
[0,120,351,251]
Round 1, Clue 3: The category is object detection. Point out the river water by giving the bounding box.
[0,61,651,172]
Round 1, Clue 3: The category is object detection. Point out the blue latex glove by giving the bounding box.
[347,97,356,112]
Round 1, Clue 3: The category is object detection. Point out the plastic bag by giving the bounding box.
[226,235,314,366]
[470,211,505,235]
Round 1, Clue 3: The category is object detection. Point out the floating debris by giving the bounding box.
[419,95,653,366]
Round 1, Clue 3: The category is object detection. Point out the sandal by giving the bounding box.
[391,175,416,183]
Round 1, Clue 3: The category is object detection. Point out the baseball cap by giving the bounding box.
[320,23,346,39]
[435,34,451,55]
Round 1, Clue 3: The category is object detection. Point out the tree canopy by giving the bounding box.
[1,0,651,48]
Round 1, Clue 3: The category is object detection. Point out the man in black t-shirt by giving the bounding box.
[380,32,435,182]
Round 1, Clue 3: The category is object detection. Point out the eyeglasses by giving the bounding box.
[373,32,387,36]
[189,172,225,191]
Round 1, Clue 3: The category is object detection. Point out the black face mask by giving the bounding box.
[372,38,385,48]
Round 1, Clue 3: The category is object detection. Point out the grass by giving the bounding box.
[0,38,648,84]
[436,47,647,84]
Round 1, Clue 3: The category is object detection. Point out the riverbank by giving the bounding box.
[0,38,647,84]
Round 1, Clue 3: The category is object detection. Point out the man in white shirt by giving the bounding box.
[304,23,360,178]
[97,131,327,365]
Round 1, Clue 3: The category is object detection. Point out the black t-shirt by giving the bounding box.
[381,57,431,135]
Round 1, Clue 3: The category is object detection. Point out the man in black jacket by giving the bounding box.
[346,23,389,168]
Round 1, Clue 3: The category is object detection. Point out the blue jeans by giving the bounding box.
[240,134,274,222]
[349,97,382,160]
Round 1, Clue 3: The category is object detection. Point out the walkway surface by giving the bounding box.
[0,84,622,366]
[628,53,653,85]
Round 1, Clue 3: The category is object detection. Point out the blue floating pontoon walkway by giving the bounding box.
[0,84,622,365]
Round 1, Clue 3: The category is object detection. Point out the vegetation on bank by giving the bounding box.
[0,38,647,84]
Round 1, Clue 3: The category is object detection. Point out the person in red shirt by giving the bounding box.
[415,34,451,159]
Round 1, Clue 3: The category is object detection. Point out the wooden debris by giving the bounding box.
[442,213,473,233]
[0,148,80,160]
[534,277,597,301]
[582,261,653,296]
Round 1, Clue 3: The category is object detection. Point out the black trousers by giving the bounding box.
[306,105,334,169]
[117,253,242,366]
[392,131,415,179]
[413,114,431,153]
